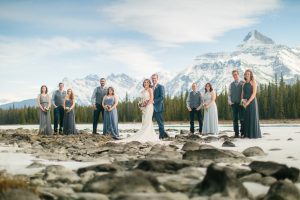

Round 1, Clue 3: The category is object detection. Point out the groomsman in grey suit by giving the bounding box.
[91,78,107,134]
[228,70,244,138]
[151,74,169,139]
[52,82,66,134]
[186,83,203,134]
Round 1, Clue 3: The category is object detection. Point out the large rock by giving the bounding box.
[183,148,250,163]
[111,193,189,200]
[191,164,249,199]
[75,193,109,200]
[178,167,204,179]
[83,171,160,194]
[249,161,300,182]
[146,150,182,160]
[242,146,266,157]
[239,173,262,183]
[157,174,200,192]
[263,180,300,200]
[0,189,40,200]
[182,141,201,151]
[43,165,80,183]
[260,176,277,186]
[38,187,76,200]
[135,159,191,173]
[77,163,120,175]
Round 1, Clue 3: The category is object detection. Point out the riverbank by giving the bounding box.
[1,126,300,199]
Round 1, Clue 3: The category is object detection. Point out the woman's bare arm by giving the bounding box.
[37,95,43,110]
[111,95,119,110]
[246,81,257,105]
[149,88,154,104]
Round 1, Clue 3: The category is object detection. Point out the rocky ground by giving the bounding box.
[0,128,300,200]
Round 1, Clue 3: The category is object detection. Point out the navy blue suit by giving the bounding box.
[153,84,168,139]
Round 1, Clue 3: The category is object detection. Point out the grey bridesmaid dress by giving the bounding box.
[103,96,119,138]
[38,94,53,135]
[63,99,77,135]
[243,82,262,138]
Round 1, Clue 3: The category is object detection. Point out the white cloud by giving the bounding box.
[0,36,162,100]
[102,0,280,45]
[0,2,110,32]
[0,36,161,75]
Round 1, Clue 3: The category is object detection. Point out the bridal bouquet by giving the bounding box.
[203,103,208,112]
[43,107,50,113]
[240,99,247,108]
[65,107,70,112]
[138,99,149,110]
[104,105,111,111]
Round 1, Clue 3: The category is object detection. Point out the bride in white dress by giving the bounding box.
[121,79,160,143]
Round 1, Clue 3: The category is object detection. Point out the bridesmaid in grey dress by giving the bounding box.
[102,87,119,139]
[202,83,219,135]
[63,89,77,135]
[37,85,52,135]
[241,69,261,139]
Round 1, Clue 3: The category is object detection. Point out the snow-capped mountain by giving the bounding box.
[1,30,300,108]
[165,30,300,96]
[62,72,175,105]
[62,73,140,105]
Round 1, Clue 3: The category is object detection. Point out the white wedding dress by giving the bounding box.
[121,89,160,143]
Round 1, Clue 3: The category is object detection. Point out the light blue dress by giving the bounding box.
[202,91,219,134]
[103,96,119,138]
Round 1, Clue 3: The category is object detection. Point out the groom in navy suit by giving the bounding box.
[151,74,169,139]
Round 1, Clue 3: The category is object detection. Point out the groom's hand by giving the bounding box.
[93,104,97,110]
[187,107,192,112]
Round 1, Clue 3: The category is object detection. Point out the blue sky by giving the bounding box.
[0,0,300,102]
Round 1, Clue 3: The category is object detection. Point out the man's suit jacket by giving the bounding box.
[153,84,165,113]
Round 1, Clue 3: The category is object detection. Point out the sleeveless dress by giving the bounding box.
[63,99,77,135]
[243,82,262,138]
[122,90,159,143]
[202,91,219,135]
[103,96,119,138]
[38,94,52,135]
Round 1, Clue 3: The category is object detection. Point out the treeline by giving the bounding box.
[1,76,300,125]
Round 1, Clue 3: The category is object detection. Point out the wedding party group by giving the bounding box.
[37,69,261,142]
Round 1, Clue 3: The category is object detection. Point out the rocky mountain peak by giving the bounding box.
[242,30,274,45]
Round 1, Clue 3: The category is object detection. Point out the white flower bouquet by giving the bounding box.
[138,99,149,110]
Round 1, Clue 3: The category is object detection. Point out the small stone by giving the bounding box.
[269,148,282,151]
[242,146,265,157]
[222,141,236,147]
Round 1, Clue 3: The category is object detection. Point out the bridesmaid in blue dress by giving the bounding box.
[63,89,77,135]
[37,85,53,135]
[241,69,261,139]
[202,83,219,135]
[102,87,119,139]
